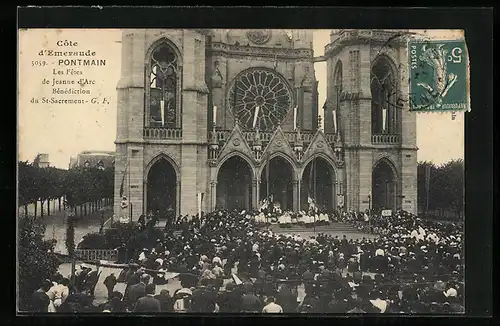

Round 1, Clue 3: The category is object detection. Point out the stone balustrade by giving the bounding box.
[75,249,118,261]
[371,134,400,144]
[143,127,183,140]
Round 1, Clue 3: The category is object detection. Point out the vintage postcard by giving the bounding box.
[18,27,467,315]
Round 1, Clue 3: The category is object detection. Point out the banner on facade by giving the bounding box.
[197,192,204,218]
[337,194,345,207]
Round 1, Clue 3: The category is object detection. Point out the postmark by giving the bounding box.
[408,39,470,113]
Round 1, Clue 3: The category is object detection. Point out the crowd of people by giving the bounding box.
[28,207,465,314]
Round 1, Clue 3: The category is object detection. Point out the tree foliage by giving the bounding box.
[18,161,114,216]
[65,216,76,257]
[418,159,464,216]
[18,215,60,310]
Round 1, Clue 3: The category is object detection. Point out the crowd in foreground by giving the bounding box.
[28,208,464,314]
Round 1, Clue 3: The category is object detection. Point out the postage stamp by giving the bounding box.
[408,39,470,112]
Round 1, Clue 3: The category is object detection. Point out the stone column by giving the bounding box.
[143,180,148,215]
[292,180,299,212]
[128,146,144,222]
[257,179,262,207]
[252,178,259,210]
[297,179,301,211]
[176,181,181,217]
[332,181,337,209]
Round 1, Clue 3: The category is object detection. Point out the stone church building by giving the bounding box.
[113,29,417,220]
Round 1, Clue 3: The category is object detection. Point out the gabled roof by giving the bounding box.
[302,128,336,164]
[261,124,297,163]
[216,122,255,164]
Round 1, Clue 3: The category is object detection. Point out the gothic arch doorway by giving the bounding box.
[260,156,294,211]
[372,159,397,212]
[216,155,253,211]
[301,156,336,211]
[146,158,177,221]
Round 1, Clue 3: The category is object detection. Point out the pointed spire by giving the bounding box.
[294,125,304,160]
[254,125,262,145]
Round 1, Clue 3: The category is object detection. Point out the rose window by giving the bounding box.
[228,68,294,131]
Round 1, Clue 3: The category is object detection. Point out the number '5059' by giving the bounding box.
[32,60,47,66]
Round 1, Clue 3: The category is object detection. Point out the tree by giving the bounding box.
[18,161,115,218]
[417,159,464,218]
[18,215,60,310]
[435,159,464,214]
[417,161,434,212]
[65,215,76,257]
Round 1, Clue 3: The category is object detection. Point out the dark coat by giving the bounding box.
[276,287,297,313]
[217,290,242,313]
[134,295,161,313]
[191,286,217,312]
[241,294,262,312]
[103,274,117,288]
[29,291,50,312]
[128,282,147,304]
[84,271,99,291]
[76,269,90,290]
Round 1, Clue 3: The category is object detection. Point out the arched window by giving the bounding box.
[371,56,398,135]
[146,41,180,128]
[83,160,90,168]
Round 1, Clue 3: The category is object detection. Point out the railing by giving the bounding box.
[371,134,400,144]
[143,127,183,140]
[324,133,338,143]
[208,129,317,145]
[75,249,118,261]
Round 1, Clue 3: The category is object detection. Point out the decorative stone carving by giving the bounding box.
[262,125,298,163]
[208,42,313,60]
[211,60,223,88]
[233,138,241,147]
[294,127,304,161]
[246,30,272,45]
[325,30,406,57]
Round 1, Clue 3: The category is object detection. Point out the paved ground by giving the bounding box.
[42,206,111,254]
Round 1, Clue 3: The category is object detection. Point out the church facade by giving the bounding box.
[113,29,417,220]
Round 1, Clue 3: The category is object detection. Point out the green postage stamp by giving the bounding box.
[408,39,470,112]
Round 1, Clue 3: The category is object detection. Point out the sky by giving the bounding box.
[18,29,464,169]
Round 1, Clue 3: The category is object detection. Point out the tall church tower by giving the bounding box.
[323,29,417,214]
[114,29,209,218]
